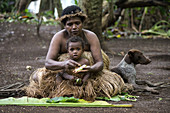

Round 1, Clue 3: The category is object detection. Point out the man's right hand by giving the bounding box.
[64,60,81,69]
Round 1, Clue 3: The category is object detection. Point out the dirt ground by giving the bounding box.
[0,22,170,113]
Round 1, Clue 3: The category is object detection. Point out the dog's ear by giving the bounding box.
[125,51,133,64]
[128,51,134,58]
[125,51,134,64]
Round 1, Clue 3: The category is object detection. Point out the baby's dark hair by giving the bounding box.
[66,36,85,50]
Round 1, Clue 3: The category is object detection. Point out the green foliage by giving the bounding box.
[151,20,169,31]
[46,96,79,103]
[0,96,133,107]
[147,72,154,75]
[104,19,170,39]
[24,9,33,17]
[0,0,15,13]
[158,6,168,16]
[150,7,155,14]
[96,93,139,102]
[158,98,162,101]
[0,9,59,26]
[42,10,54,18]
[104,5,169,39]
[144,7,148,14]
[136,7,141,11]
[106,0,112,2]
[73,0,78,5]
[142,20,170,37]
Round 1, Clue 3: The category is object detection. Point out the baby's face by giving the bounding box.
[68,41,83,60]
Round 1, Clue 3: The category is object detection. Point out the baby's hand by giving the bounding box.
[73,65,90,73]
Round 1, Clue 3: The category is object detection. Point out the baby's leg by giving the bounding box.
[56,73,63,84]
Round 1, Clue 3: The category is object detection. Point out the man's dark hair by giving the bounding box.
[61,5,81,17]
[61,5,86,25]
[66,36,85,50]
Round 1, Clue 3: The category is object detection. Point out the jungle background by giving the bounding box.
[0,0,170,113]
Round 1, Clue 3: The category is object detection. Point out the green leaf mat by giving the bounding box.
[0,96,132,107]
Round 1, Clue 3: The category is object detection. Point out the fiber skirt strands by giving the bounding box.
[26,50,127,101]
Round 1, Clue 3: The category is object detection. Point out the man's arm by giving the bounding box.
[45,32,65,70]
[85,30,104,72]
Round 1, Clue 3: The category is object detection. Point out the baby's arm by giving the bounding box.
[82,72,90,83]
[62,72,75,80]
[79,58,91,83]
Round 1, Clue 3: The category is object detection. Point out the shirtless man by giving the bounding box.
[26,5,125,99]
[45,5,103,75]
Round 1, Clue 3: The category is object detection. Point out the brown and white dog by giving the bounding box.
[111,49,162,93]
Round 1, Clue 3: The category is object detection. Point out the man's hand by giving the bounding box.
[64,60,81,69]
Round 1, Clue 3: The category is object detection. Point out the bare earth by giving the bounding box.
[0,22,170,113]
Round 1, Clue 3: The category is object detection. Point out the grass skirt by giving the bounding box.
[25,51,127,100]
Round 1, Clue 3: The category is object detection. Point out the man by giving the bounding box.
[26,5,126,100]
[45,5,103,74]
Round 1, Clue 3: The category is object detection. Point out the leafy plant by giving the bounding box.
[142,20,170,37]
[73,0,78,5]
[46,96,79,103]
[96,93,139,102]
[0,0,15,13]
[0,10,59,26]
[158,98,162,101]
[103,26,125,39]
[0,96,132,107]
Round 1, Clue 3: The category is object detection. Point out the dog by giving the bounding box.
[111,49,162,94]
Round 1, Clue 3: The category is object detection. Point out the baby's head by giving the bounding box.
[66,36,85,60]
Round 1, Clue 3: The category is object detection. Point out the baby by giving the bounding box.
[56,36,90,86]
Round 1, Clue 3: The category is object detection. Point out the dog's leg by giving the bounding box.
[133,84,159,94]
[136,80,164,87]
[143,86,159,94]
[127,74,136,85]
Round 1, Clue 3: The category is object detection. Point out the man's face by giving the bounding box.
[68,41,83,60]
[65,17,83,36]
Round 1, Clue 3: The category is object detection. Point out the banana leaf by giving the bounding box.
[96,94,139,102]
[0,96,132,107]
[46,96,79,103]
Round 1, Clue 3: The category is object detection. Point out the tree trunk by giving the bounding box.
[39,0,51,13]
[54,0,63,18]
[116,0,170,8]
[80,0,104,45]
[102,0,114,30]
[79,0,114,52]
[38,0,53,37]
[54,0,63,29]
[16,0,32,13]
[101,0,123,31]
